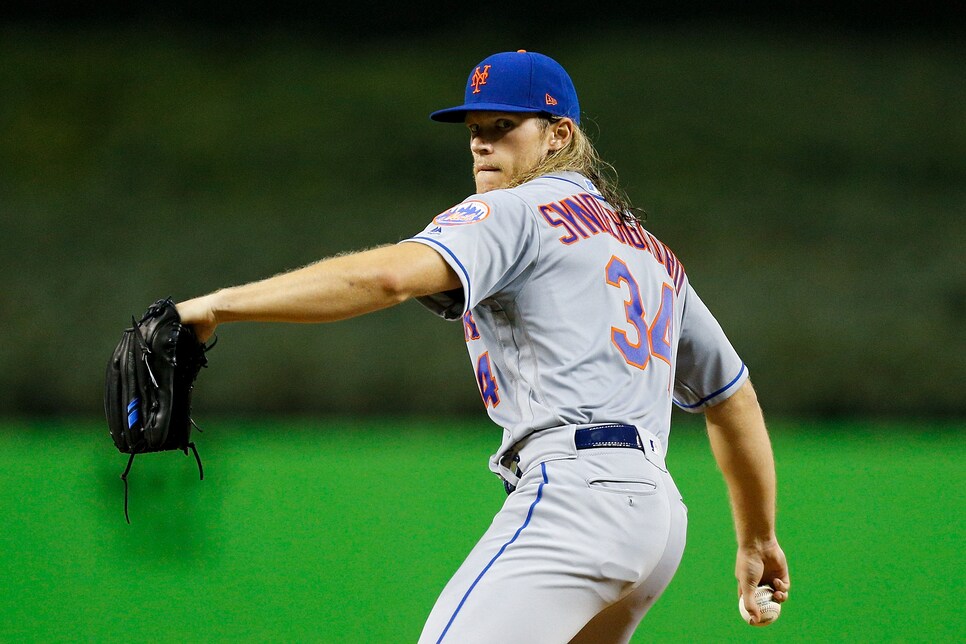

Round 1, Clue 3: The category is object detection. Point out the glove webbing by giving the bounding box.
[120,442,204,524]
[131,315,159,387]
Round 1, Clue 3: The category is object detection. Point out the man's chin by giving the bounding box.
[475,172,505,193]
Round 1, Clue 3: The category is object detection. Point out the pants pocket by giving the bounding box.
[587,478,658,496]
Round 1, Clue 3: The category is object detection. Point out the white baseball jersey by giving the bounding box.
[404,170,747,476]
[407,170,748,643]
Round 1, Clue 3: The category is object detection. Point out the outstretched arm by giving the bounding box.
[176,241,460,342]
[704,379,790,623]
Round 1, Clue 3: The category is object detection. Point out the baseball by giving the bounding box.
[738,585,781,626]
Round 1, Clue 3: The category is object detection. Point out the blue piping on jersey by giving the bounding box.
[436,462,549,643]
[412,236,472,311]
[674,363,747,410]
[543,174,608,201]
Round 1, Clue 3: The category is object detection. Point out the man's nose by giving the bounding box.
[470,136,492,155]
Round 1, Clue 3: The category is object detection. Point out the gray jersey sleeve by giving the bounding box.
[673,282,749,412]
[404,192,541,320]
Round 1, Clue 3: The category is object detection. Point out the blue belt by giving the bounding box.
[503,424,652,495]
[575,423,649,451]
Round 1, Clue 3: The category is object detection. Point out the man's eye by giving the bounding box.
[496,120,513,130]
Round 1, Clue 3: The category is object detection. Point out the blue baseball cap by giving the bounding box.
[430,50,580,124]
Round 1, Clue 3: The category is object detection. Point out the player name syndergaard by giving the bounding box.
[435,191,686,293]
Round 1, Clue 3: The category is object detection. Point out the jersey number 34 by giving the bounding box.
[605,256,674,370]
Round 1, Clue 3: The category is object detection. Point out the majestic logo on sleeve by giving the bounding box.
[471,65,491,94]
[434,200,491,225]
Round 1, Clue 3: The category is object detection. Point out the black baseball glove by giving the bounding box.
[104,297,214,522]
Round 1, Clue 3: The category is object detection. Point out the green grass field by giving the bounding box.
[0,417,962,642]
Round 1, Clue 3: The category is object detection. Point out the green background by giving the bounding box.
[1,15,964,643]
[1,418,962,642]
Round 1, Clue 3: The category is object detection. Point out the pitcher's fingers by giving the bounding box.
[771,578,789,603]
[739,583,763,623]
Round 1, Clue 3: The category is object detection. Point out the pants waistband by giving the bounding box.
[575,423,657,451]
[500,423,666,494]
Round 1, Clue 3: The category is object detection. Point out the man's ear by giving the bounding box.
[548,118,575,151]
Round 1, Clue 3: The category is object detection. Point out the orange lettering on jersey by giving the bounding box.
[462,311,481,342]
[545,93,558,106]
[642,230,687,293]
[561,197,603,235]
[471,65,491,94]
[545,202,590,241]
[577,194,615,236]
[539,204,581,244]
[622,221,647,250]
[538,192,688,293]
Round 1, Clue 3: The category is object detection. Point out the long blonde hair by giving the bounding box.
[509,116,645,224]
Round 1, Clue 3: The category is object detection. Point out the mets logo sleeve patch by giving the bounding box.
[407,192,541,318]
[433,200,491,226]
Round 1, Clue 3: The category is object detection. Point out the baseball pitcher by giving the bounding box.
[176,50,790,642]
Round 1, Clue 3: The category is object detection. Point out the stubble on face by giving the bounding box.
[467,113,550,194]
[472,160,506,193]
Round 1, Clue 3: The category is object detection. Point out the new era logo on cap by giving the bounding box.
[430,50,580,124]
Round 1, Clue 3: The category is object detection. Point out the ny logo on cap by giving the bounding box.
[471,65,491,94]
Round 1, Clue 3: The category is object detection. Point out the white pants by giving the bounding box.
[418,428,688,644]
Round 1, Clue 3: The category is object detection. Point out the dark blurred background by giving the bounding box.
[1,1,963,419]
